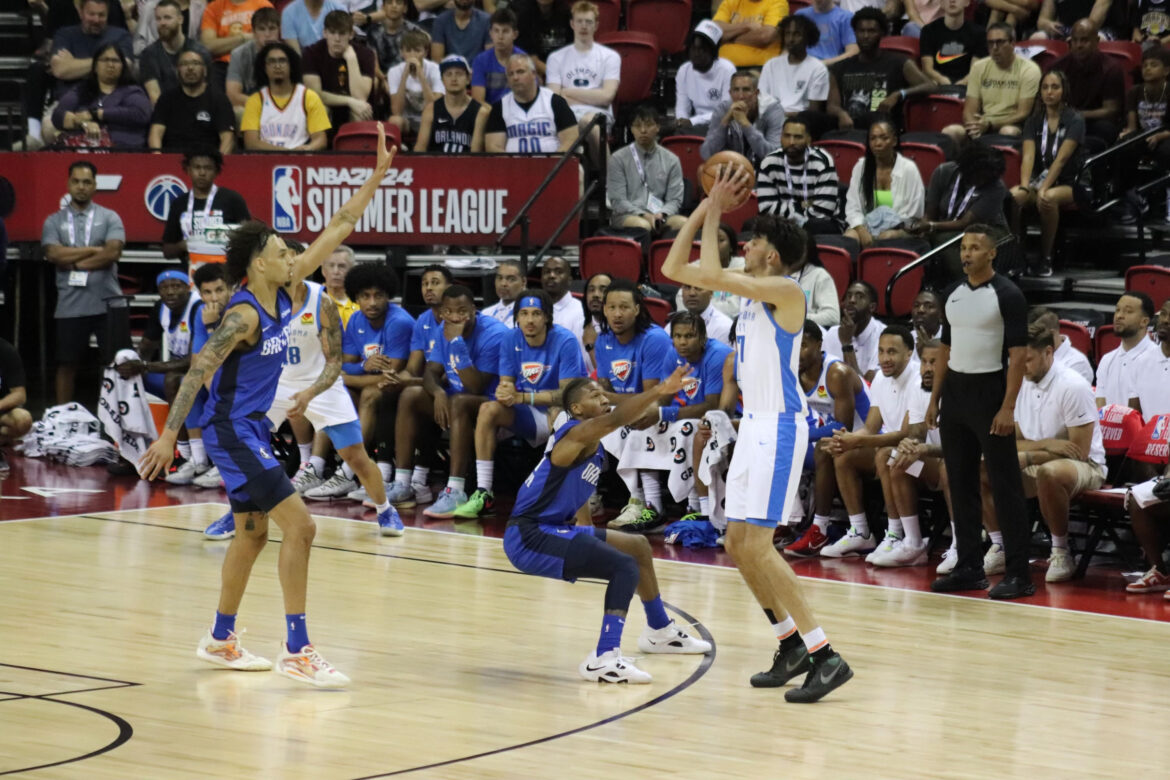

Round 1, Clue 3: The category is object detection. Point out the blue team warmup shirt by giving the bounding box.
[595,325,674,393]
[671,338,733,407]
[341,304,414,374]
[503,324,587,405]
[410,308,442,355]
[426,312,509,395]
[202,286,292,425]
[510,419,606,525]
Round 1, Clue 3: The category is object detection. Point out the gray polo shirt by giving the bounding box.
[226,40,262,95]
[41,202,126,319]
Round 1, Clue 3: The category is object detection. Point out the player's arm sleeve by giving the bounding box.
[999,281,1028,349]
[383,311,413,360]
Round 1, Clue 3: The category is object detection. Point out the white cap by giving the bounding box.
[693,19,722,45]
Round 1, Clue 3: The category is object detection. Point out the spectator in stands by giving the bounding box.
[1048,19,1124,146]
[482,259,526,326]
[919,0,985,86]
[797,0,859,66]
[827,8,935,130]
[1134,0,1170,47]
[388,29,443,137]
[902,0,945,38]
[368,0,422,72]
[823,280,885,380]
[674,21,735,135]
[416,54,489,152]
[541,255,586,340]
[1028,306,1093,383]
[670,285,734,344]
[41,160,128,406]
[581,271,612,362]
[546,1,620,135]
[1009,70,1083,277]
[471,8,524,106]
[1095,291,1157,408]
[453,289,588,519]
[607,106,687,237]
[843,117,926,248]
[1032,0,1118,40]
[282,0,343,53]
[135,0,208,56]
[161,149,251,264]
[821,325,919,559]
[756,115,842,234]
[911,288,944,343]
[700,69,785,168]
[0,337,33,474]
[950,22,1039,143]
[430,0,490,62]
[1132,299,1170,419]
[201,0,275,89]
[141,0,213,103]
[224,5,281,121]
[484,54,579,152]
[1119,48,1170,196]
[985,0,1041,29]
[39,0,130,40]
[148,49,236,152]
[242,41,331,149]
[905,141,1009,279]
[303,10,377,126]
[712,0,784,67]
[759,15,830,118]
[322,245,359,325]
[51,44,151,148]
[788,247,842,327]
[512,0,571,75]
[49,0,134,102]
[672,222,747,318]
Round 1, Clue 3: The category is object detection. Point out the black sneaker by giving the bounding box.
[750,644,811,688]
[988,574,1036,600]
[1027,260,1053,278]
[931,569,990,593]
[625,506,667,534]
[784,651,853,703]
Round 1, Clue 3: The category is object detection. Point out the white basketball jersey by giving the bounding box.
[159,292,200,359]
[281,281,328,385]
[502,87,561,154]
[805,353,865,429]
[258,85,311,149]
[737,298,807,416]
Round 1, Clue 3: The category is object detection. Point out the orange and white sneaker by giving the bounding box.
[1128,567,1170,593]
[275,644,350,688]
[196,629,273,671]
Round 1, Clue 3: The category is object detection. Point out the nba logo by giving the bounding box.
[1154,415,1169,441]
[272,166,302,232]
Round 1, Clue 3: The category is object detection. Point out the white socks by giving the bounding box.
[189,438,207,468]
[394,468,411,486]
[476,459,494,492]
[298,443,312,465]
[411,466,428,486]
[341,462,355,480]
[848,513,869,537]
[309,455,327,474]
[641,472,662,513]
[901,515,921,547]
[377,461,393,482]
[177,440,191,460]
[887,516,903,538]
[698,495,710,516]
[1051,534,1068,550]
[989,531,1004,547]
[447,476,465,492]
[812,514,831,532]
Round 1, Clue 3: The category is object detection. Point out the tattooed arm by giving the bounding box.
[287,296,343,419]
[137,305,259,480]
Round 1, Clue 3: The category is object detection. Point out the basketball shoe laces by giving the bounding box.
[211,629,248,661]
[288,645,335,678]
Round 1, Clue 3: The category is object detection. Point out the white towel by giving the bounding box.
[98,348,158,467]
[603,419,703,505]
[699,410,737,531]
[18,402,116,466]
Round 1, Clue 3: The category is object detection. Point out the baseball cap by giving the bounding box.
[440,54,471,73]
[693,19,722,45]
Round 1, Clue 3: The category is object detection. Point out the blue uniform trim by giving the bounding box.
[502,523,606,581]
[323,419,363,450]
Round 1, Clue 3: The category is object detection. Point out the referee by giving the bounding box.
[927,224,1034,600]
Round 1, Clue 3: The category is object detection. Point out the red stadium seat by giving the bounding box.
[626,0,692,54]
[594,0,621,34]
[1099,40,1142,72]
[904,94,965,133]
[1059,320,1093,364]
[1015,39,1066,70]
[995,144,1022,189]
[648,239,699,284]
[898,141,946,184]
[722,191,759,233]
[1094,324,1121,363]
[644,296,673,326]
[814,139,866,188]
[816,244,853,299]
[596,32,661,106]
[1126,265,1170,309]
[661,135,706,191]
[858,247,922,317]
[880,35,920,59]
[332,121,402,151]
[580,236,644,282]
[787,0,811,10]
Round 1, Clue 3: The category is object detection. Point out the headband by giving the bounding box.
[518,295,543,310]
[156,270,191,287]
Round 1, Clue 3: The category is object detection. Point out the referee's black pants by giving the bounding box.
[940,369,1031,580]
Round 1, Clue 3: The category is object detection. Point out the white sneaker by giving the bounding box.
[303,472,358,500]
[291,462,326,494]
[820,528,876,558]
[274,643,350,688]
[875,538,929,568]
[166,459,207,485]
[983,543,1006,575]
[637,621,712,654]
[196,629,272,671]
[385,481,433,508]
[607,498,646,529]
[579,648,652,684]
[1046,547,1075,582]
[865,532,902,564]
[936,547,959,575]
[193,465,223,489]
[588,492,605,517]
[347,485,369,503]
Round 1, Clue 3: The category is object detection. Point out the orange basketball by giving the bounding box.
[699,150,755,209]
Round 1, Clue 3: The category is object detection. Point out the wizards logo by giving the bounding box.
[521,361,545,385]
[612,359,633,382]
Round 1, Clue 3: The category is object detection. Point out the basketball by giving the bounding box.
[699,150,755,209]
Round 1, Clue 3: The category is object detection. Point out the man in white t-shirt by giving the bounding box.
[759,14,830,116]
[1029,307,1093,385]
[387,29,445,135]
[821,325,918,558]
[1132,299,1170,419]
[674,20,736,134]
[1095,292,1157,408]
[482,258,525,328]
[545,0,620,137]
[822,280,885,381]
[541,256,586,340]
[670,283,733,345]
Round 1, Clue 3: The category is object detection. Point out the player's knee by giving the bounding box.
[360,384,381,405]
[286,516,317,545]
[874,448,892,475]
[4,408,32,437]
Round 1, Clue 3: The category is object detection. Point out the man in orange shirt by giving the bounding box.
[201,0,275,89]
[713,0,787,67]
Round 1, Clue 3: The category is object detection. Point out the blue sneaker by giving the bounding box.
[423,487,467,519]
[378,505,404,537]
[204,512,235,540]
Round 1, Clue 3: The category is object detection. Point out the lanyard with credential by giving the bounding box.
[185,184,218,237]
[631,148,649,185]
[946,176,975,220]
[783,149,810,211]
[66,208,95,247]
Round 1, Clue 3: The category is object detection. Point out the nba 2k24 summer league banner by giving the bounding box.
[0,152,579,246]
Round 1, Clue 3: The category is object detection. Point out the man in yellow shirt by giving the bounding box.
[322,245,360,327]
[241,40,331,150]
[713,0,787,67]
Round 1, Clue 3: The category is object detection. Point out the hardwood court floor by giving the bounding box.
[3,504,1169,779]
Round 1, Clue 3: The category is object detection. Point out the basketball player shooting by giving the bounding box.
[661,163,853,702]
[138,125,395,688]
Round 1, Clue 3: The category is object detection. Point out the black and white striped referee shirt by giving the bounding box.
[941,274,1028,374]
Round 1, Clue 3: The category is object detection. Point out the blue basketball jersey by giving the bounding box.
[510,420,605,525]
[203,286,292,424]
[410,308,442,354]
[504,324,587,400]
[426,313,509,395]
[671,338,733,407]
[341,305,415,374]
[595,325,674,394]
[190,301,212,354]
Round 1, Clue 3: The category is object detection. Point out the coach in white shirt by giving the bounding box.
[758,14,830,116]
[482,258,525,328]
[823,280,884,381]
[674,20,736,134]
[1012,322,1107,582]
[1132,299,1170,419]
[545,0,620,132]
[540,255,585,339]
[1095,292,1158,408]
[669,283,733,345]
[1029,307,1093,384]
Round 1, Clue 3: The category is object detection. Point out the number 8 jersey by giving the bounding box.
[281,280,328,385]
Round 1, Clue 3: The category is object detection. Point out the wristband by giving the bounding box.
[659,406,680,423]
[529,391,536,405]
[841,345,854,352]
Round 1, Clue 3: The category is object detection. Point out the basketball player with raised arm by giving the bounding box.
[661,165,853,702]
[503,367,712,684]
[139,126,394,688]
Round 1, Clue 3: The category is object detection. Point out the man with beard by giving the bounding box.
[674,20,736,135]
[141,0,213,104]
[482,259,526,328]
[911,289,944,348]
[1028,307,1092,384]
[756,115,842,235]
[1132,300,1170,420]
[148,49,236,152]
[671,283,733,345]
[581,272,611,367]
[822,280,884,381]
[1094,292,1157,409]
[541,256,586,341]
